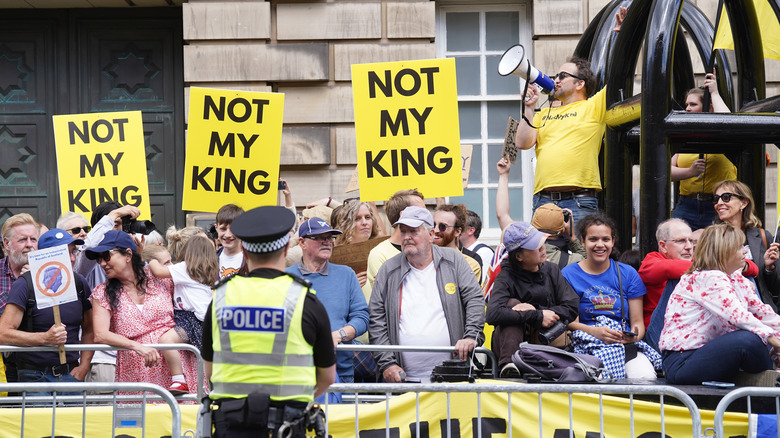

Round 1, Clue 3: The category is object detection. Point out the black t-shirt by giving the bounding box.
[201,268,336,369]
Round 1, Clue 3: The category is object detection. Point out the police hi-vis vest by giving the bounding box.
[210,275,316,402]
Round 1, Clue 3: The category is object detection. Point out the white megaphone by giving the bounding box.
[497,44,555,95]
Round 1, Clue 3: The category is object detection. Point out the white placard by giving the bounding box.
[28,243,78,309]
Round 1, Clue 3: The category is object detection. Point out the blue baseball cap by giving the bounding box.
[298,218,342,238]
[38,228,85,250]
[84,230,137,259]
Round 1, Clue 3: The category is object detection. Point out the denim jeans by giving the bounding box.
[17,367,82,399]
[671,196,716,231]
[533,194,599,230]
[662,330,773,384]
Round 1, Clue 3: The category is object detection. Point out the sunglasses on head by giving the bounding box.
[68,226,91,234]
[712,192,743,204]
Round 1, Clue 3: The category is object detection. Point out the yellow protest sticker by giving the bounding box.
[53,111,151,220]
[444,282,457,295]
[352,58,462,202]
[183,87,284,213]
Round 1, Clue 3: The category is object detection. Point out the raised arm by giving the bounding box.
[515,87,539,150]
[495,157,514,231]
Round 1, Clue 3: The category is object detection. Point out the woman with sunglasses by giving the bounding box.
[713,180,780,309]
[660,224,780,385]
[88,230,198,395]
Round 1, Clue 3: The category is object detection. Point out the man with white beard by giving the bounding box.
[0,212,40,385]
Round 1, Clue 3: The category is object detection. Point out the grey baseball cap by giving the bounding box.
[393,206,434,228]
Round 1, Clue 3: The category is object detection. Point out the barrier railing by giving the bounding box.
[324,382,704,438]
[0,343,206,401]
[335,344,499,377]
[711,387,780,437]
[0,382,182,438]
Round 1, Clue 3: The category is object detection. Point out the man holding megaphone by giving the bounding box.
[512,7,626,229]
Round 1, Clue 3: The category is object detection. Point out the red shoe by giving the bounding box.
[168,381,189,395]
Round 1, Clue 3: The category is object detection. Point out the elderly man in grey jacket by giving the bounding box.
[369,206,485,382]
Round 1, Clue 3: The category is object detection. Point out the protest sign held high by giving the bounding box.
[183,87,284,212]
[352,58,462,202]
[53,111,151,220]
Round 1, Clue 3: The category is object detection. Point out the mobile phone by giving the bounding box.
[702,381,735,388]
[622,330,637,337]
[278,181,287,190]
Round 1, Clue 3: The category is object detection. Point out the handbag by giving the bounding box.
[511,342,609,382]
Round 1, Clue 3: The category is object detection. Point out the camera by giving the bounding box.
[562,210,571,223]
[121,216,156,235]
[538,320,567,345]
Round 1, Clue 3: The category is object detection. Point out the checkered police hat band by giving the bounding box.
[241,233,291,253]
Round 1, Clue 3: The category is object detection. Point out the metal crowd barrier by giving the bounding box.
[0,382,182,438]
[0,343,206,401]
[335,344,499,377]
[712,387,780,437]
[324,382,703,438]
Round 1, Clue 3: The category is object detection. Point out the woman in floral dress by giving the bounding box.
[89,230,199,394]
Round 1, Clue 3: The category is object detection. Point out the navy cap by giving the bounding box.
[232,206,296,253]
[38,228,85,250]
[298,218,342,238]
[85,230,137,259]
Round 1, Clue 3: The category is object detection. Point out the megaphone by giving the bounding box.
[497,44,555,95]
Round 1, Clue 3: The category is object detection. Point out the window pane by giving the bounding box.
[487,101,521,138]
[449,188,484,216]
[455,56,481,96]
[486,12,519,51]
[488,188,525,227]
[446,13,479,51]
[487,55,521,95]
[458,101,481,139]
[486,143,523,184]
[465,144,482,186]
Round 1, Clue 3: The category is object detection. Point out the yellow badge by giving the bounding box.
[444,283,457,295]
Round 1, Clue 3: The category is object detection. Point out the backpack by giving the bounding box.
[512,342,609,382]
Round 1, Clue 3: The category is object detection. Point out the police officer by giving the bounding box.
[200,206,336,438]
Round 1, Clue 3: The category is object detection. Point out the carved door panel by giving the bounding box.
[0,9,183,228]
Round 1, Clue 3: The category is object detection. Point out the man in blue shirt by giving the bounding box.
[287,218,369,383]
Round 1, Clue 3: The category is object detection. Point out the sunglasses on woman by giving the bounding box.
[712,192,743,204]
[96,249,123,262]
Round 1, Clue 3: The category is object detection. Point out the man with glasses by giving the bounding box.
[0,228,93,396]
[287,218,368,384]
[433,204,482,284]
[515,55,605,227]
[369,206,485,382]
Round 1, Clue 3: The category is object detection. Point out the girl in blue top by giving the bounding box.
[562,214,661,379]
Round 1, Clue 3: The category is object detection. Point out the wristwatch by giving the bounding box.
[338,329,347,343]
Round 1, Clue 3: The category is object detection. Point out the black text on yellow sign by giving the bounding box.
[183,88,284,213]
[53,111,151,220]
[352,59,462,202]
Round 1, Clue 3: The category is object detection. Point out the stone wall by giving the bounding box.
[182,0,436,207]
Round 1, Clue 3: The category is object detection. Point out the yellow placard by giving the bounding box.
[53,111,151,220]
[183,87,284,213]
[352,58,462,202]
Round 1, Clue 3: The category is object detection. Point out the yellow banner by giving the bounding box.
[352,58,462,202]
[183,87,284,213]
[0,387,753,437]
[53,111,151,220]
[713,0,780,61]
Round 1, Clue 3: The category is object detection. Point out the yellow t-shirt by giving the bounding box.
[532,87,607,193]
[677,153,736,195]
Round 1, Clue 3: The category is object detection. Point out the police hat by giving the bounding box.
[231,206,296,254]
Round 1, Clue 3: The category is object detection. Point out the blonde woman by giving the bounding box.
[660,224,780,384]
